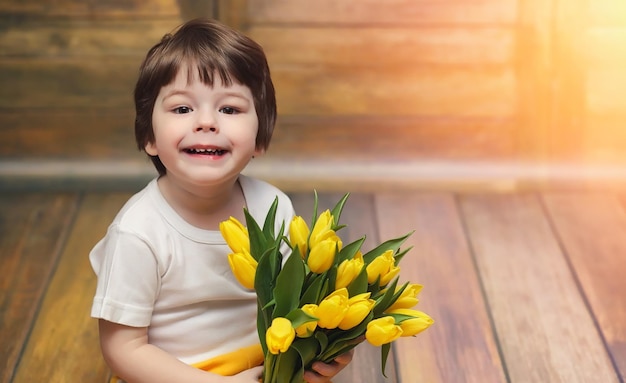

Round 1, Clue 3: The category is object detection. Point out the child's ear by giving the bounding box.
[145,142,158,156]
[253,147,265,158]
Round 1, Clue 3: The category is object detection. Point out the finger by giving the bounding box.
[303,368,332,383]
[333,350,354,365]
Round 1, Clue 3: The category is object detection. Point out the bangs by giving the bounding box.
[154,47,238,90]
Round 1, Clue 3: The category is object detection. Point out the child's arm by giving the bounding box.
[98,319,262,383]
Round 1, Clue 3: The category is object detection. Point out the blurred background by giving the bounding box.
[1,0,626,192]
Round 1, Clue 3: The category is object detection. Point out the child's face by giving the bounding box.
[146,68,261,187]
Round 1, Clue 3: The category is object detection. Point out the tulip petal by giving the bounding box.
[266,317,296,354]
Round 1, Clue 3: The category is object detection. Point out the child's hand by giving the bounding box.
[303,350,354,383]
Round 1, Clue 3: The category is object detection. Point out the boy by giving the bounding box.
[90,18,351,383]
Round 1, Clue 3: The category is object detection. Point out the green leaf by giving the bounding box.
[291,337,321,369]
[314,330,329,351]
[273,253,305,317]
[300,273,325,305]
[311,190,319,227]
[244,208,268,261]
[257,305,268,355]
[255,250,275,315]
[285,308,318,329]
[388,312,419,323]
[373,277,401,316]
[327,311,372,345]
[320,313,370,362]
[394,245,413,265]
[274,347,302,383]
[381,343,392,378]
[326,266,337,292]
[262,197,279,239]
[330,193,350,229]
[347,267,369,296]
[362,231,414,264]
[336,237,366,264]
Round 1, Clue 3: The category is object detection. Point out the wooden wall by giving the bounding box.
[1,0,626,190]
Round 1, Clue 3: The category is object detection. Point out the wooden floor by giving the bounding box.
[1,186,625,383]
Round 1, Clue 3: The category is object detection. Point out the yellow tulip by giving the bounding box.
[295,304,319,338]
[219,217,249,254]
[307,238,338,273]
[365,316,403,347]
[388,308,434,337]
[366,250,400,286]
[266,317,296,354]
[335,251,364,289]
[386,284,423,311]
[317,288,349,329]
[309,210,335,249]
[227,249,257,289]
[338,292,375,330]
[289,215,310,257]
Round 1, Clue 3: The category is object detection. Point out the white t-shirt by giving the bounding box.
[90,175,295,365]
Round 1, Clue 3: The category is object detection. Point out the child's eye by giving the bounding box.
[173,106,192,114]
[219,106,239,115]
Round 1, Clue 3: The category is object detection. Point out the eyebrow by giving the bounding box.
[161,89,250,101]
[161,89,191,100]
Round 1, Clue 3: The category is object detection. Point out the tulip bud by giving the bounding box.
[388,308,434,337]
[335,251,364,289]
[219,217,249,254]
[309,210,334,249]
[386,284,423,311]
[227,249,257,289]
[295,304,319,338]
[317,288,349,329]
[289,216,310,257]
[366,250,400,286]
[266,317,296,354]
[365,316,403,347]
[307,238,337,273]
[338,293,375,330]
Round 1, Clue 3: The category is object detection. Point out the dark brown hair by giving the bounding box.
[134,18,277,176]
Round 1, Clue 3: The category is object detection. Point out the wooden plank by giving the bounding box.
[271,116,515,162]
[247,0,517,25]
[515,0,553,160]
[0,110,138,160]
[252,26,514,67]
[543,193,626,380]
[374,193,505,383]
[584,116,626,163]
[11,193,132,383]
[289,192,398,383]
[0,59,138,108]
[0,192,79,383]
[549,0,588,160]
[587,68,626,115]
[0,0,180,17]
[0,19,180,57]
[459,193,619,383]
[273,66,516,116]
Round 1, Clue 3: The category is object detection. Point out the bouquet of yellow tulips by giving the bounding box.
[220,193,433,383]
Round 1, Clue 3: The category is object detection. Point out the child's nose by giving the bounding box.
[195,111,218,132]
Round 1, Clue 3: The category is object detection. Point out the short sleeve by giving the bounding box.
[90,225,161,327]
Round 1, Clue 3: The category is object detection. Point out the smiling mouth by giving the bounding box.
[183,148,227,155]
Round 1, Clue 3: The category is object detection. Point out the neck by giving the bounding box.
[156,175,246,230]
